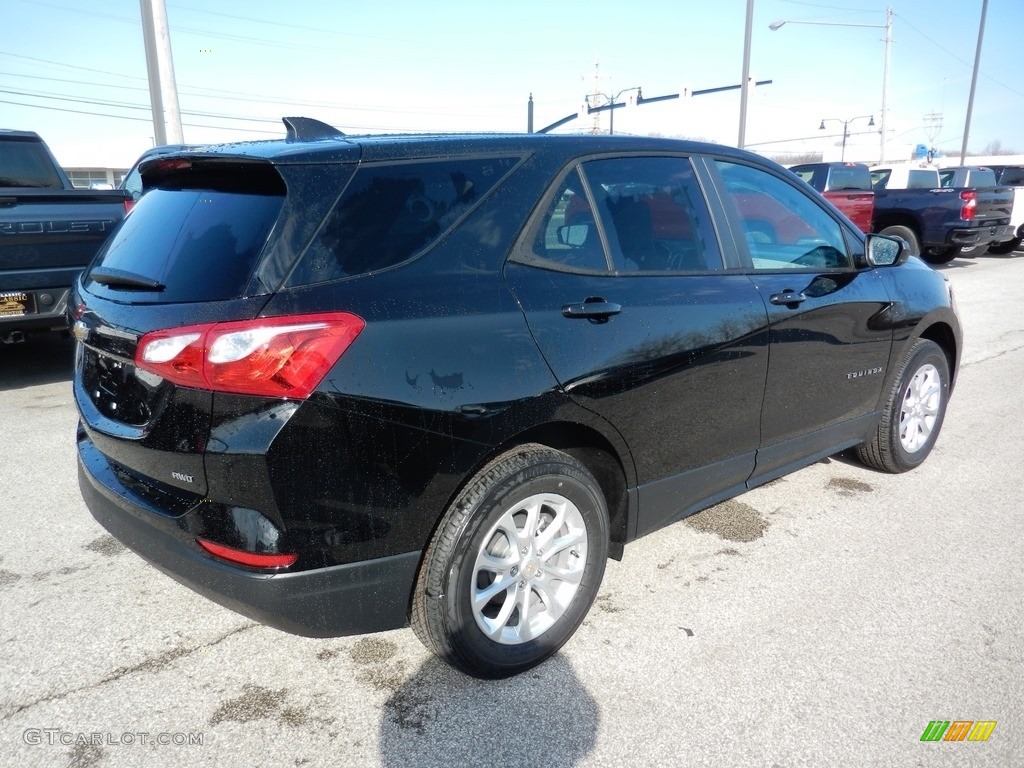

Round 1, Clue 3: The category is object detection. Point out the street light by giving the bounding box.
[586,86,641,135]
[769,6,892,163]
[820,115,874,161]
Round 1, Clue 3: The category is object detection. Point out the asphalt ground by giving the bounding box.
[1,252,1021,768]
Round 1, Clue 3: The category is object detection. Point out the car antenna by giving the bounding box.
[282,116,346,141]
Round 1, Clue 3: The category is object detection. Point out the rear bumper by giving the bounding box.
[78,436,420,637]
[947,224,1016,247]
[0,286,71,333]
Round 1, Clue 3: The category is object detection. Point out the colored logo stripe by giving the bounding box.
[968,722,997,742]
[944,721,973,741]
[921,721,996,742]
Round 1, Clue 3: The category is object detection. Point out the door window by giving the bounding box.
[528,156,722,273]
[715,160,852,271]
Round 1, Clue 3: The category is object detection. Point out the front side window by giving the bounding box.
[715,160,852,271]
[288,156,519,286]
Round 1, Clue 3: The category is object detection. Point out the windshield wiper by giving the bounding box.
[89,267,165,291]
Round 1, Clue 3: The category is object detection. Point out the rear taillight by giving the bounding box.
[123,199,135,215]
[196,538,297,568]
[136,312,364,398]
[960,190,977,221]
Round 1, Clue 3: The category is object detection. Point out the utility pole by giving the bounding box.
[960,0,988,164]
[590,60,603,135]
[140,0,183,144]
[738,0,754,149]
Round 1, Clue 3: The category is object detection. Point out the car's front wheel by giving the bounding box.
[856,339,950,473]
[411,444,609,678]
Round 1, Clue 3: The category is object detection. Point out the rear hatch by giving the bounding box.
[73,156,302,499]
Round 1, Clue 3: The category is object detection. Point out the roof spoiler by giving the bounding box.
[282,116,346,141]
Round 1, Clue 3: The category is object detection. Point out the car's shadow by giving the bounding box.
[0,334,76,392]
[378,655,598,767]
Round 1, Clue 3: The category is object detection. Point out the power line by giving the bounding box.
[0,97,277,134]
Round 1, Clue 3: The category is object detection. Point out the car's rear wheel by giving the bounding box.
[856,339,950,473]
[986,237,1021,255]
[878,225,921,257]
[411,444,609,678]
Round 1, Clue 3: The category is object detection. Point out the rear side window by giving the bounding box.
[86,181,284,303]
[528,156,721,273]
[0,139,64,188]
[287,156,519,286]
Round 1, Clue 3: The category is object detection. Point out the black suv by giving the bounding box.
[72,118,961,678]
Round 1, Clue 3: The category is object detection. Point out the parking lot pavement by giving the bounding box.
[1,255,1022,768]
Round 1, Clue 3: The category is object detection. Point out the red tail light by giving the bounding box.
[960,190,977,221]
[136,312,365,398]
[197,538,297,568]
[123,199,136,215]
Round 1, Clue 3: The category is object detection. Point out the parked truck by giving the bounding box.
[983,166,1024,254]
[869,163,1014,264]
[789,162,875,233]
[1,130,130,343]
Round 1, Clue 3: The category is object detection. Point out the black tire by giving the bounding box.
[922,246,962,265]
[856,339,950,473]
[878,225,921,257]
[986,237,1021,255]
[411,444,609,678]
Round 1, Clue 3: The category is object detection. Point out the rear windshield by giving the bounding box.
[0,138,65,188]
[85,184,283,303]
[826,165,871,190]
[1000,167,1024,185]
[286,155,520,286]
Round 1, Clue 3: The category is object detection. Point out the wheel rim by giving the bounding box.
[899,362,942,453]
[471,492,588,645]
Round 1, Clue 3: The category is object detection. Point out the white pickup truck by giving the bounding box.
[985,166,1024,254]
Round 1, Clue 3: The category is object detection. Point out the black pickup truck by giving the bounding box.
[1,130,130,343]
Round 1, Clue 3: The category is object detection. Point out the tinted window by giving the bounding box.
[0,139,64,188]
[827,165,871,190]
[715,160,851,270]
[999,167,1024,185]
[583,157,721,272]
[287,156,519,286]
[528,156,720,273]
[531,169,610,272]
[86,188,283,303]
[907,169,938,189]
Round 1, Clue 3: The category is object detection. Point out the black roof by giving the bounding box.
[146,121,760,168]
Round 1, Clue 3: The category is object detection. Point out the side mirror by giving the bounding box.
[865,234,908,267]
[557,223,591,247]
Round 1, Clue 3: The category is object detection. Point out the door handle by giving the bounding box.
[561,299,622,321]
[769,290,806,306]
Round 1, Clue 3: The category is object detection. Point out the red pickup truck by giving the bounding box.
[789,162,874,234]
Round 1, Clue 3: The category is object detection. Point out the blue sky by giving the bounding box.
[2,0,1020,168]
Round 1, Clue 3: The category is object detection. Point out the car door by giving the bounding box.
[707,158,893,483]
[504,155,770,537]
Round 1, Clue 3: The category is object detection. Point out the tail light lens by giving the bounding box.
[196,538,297,568]
[960,190,977,221]
[136,312,364,398]
[123,199,136,215]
